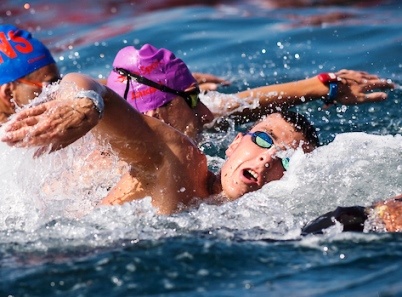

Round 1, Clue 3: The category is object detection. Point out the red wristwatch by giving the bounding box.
[317,72,340,105]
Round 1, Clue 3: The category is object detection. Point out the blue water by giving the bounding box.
[1,1,402,296]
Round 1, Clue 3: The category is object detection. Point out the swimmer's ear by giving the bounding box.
[0,83,14,108]
[226,133,243,157]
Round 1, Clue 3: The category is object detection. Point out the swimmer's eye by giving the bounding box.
[244,131,290,170]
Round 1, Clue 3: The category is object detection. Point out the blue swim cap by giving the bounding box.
[0,25,55,84]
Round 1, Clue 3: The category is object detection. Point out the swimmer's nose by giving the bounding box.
[194,102,214,126]
[257,149,278,168]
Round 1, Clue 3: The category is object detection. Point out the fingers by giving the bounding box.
[199,82,219,92]
[360,92,388,103]
[2,115,58,146]
[336,69,370,79]
[4,115,41,133]
[1,126,36,145]
[340,72,378,83]
[337,69,395,90]
[192,72,231,86]
[3,105,49,132]
[363,78,395,91]
[14,104,48,120]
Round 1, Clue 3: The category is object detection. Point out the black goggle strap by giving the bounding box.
[114,67,199,108]
[123,75,131,100]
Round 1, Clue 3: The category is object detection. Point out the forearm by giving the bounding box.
[232,69,393,119]
[90,86,166,169]
[237,76,328,109]
[61,73,161,162]
[64,74,198,179]
[213,76,328,122]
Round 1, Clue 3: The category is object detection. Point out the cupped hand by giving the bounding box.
[335,69,394,105]
[1,98,99,157]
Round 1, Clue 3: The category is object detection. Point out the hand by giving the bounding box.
[334,69,394,105]
[373,194,402,232]
[192,72,230,92]
[1,98,99,157]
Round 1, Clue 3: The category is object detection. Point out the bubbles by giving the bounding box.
[0,125,400,251]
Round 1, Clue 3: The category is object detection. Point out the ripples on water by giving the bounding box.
[0,1,402,296]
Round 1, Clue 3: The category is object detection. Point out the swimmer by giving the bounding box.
[1,25,394,137]
[0,25,60,123]
[3,73,401,232]
[0,24,227,125]
[101,44,395,203]
[1,73,318,214]
[105,43,395,139]
[0,25,395,217]
[302,193,402,234]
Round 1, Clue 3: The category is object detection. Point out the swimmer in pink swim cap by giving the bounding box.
[106,43,394,140]
[107,44,214,139]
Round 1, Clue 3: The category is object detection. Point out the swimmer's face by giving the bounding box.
[10,64,60,107]
[0,64,59,123]
[146,84,214,140]
[220,113,309,200]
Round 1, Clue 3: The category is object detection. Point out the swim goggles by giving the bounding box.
[245,131,290,171]
[113,67,200,109]
[18,76,61,89]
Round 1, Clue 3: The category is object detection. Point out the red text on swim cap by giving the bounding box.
[138,60,160,75]
[0,30,33,64]
[130,86,158,100]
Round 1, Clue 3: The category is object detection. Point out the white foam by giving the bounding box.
[0,131,400,248]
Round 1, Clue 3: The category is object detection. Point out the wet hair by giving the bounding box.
[278,110,319,149]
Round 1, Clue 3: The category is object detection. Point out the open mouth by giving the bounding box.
[243,169,258,182]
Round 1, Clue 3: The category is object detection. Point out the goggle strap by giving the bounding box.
[115,67,192,105]
[123,76,130,100]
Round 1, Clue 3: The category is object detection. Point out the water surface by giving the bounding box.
[0,1,401,296]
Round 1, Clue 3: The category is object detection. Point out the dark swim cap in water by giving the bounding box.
[0,24,56,84]
[301,206,368,235]
[107,44,196,113]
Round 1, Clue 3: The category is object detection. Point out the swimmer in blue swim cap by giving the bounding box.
[0,24,60,123]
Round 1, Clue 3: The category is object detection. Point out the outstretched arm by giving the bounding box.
[1,73,190,170]
[1,73,210,214]
[212,69,394,122]
[1,73,103,154]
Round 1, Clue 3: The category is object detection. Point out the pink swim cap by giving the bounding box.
[107,44,196,113]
